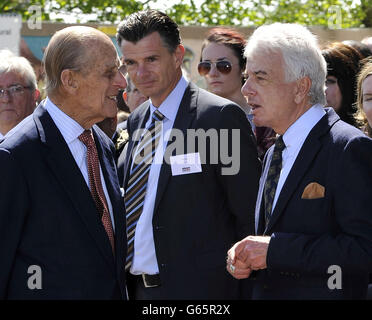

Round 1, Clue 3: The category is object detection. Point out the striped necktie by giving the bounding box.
[263,135,286,227]
[124,109,164,271]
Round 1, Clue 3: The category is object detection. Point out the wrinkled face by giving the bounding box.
[120,32,184,107]
[72,40,126,126]
[0,71,37,134]
[362,75,372,127]
[200,42,243,99]
[325,75,342,112]
[241,50,300,134]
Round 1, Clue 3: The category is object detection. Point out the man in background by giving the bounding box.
[0,50,39,139]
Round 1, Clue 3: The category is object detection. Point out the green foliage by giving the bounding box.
[1,0,368,28]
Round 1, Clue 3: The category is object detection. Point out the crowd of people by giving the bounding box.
[0,9,371,300]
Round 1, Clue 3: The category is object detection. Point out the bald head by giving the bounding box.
[43,26,114,95]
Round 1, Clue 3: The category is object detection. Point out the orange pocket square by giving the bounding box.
[301,182,325,199]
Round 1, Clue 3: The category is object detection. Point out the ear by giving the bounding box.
[294,76,312,104]
[174,44,185,69]
[123,91,128,102]
[33,89,40,102]
[60,69,78,93]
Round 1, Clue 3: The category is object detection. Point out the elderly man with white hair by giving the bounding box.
[0,50,39,139]
[227,23,372,300]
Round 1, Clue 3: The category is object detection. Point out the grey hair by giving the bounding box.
[0,49,37,91]
[244,23,326,105]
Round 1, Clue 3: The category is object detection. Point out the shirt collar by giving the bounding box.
[282,104,326,154]
[44,97,86,144]
[149,76,188,122]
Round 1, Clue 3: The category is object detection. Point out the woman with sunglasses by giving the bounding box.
[199,27,276,159]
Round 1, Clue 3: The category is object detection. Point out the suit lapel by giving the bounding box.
[123,102,150,189]
[33,105,115,270]
[265,109,339,234]
[153,84,197,215]
[255,149,272,235]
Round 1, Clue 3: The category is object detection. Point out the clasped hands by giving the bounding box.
[226,235,271,279]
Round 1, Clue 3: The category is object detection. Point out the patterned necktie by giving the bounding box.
[79,130,115,253]
[263,135,286,227]
[124,109,164,271]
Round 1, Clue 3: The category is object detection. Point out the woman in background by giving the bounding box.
[356,60,372,137]
[322,42,363,128]
[199,27,275,159]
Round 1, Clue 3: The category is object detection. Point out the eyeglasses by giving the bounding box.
[0,85,31,99]
[198,60,233,76]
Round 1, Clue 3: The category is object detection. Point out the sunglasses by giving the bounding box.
[198,60,233,76]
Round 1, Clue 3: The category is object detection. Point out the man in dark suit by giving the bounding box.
[0,26,127,299]
[227,23,372,299]
[116,10,261,299]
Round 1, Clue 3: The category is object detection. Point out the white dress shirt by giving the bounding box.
[271,104,326,212]
[44,97,115,230]
[130,76,188,275]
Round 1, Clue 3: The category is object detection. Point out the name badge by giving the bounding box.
[170,153,202,176]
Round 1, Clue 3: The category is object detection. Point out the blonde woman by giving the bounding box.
[356,60,372,137]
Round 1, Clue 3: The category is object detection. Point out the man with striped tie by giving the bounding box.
[117,10,261,300]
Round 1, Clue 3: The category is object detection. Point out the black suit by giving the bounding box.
[252,108,372,299]
[0,104,127,299]
[122,83,261,299]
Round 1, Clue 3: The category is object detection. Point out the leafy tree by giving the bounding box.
[1,0,368,27]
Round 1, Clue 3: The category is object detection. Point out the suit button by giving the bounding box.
[155,226,163,230]
[161,263,167,268]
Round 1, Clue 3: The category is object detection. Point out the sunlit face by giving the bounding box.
[241,50,300,134]
[325,75,342,112]
[200,42,243,100]
[120,32,184,107]
[0,71,38,135]
[73,40,126,126]
[362,75,372,127]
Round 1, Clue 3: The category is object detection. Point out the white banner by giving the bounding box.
[0,13,22,55]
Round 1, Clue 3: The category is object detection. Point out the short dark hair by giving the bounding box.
[200,27,246,71]
[116,10,181,53]
[322,42,363,127]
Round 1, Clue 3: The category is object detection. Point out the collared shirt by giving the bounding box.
[130,76,188,275]
[271,104,326,212]
[44,97,115,230]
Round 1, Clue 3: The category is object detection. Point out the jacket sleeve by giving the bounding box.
[267,136,372,275]
[0,149,29,298]
[216,104,262,238]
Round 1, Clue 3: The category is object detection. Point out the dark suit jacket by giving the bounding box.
[122,83,261,299]
[0,104,127,300]
[252,108,372,300]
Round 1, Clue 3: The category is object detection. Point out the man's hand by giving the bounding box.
[226,236,271,279]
